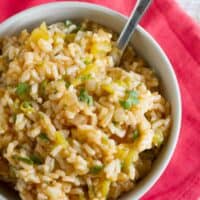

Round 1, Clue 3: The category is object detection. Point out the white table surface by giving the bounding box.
[177,0,200,23]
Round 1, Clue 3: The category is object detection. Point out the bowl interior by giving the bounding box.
[0,2,181,200]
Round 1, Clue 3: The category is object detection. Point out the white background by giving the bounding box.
[177,0,200,23]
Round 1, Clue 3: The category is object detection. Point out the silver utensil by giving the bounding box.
[0,182,20,200]
[116,0,152,61]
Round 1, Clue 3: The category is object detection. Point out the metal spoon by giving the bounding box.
[116,0,153,62]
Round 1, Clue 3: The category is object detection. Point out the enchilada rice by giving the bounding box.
[0,21,171,200]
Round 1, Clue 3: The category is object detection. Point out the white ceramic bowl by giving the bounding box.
[0,2,181,200]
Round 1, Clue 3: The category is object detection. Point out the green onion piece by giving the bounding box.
[20,101,34,113]
[12,114,17,123]
[120,100,132,109]
[84,57,92,65]
[39,80,48,96]
[129,90,139,102]
[84,60,91,65]
[79,89,93,106]
[16,82,30,98]
[38,133,49,141]
[22,101,31,108]
[133,130,139,140]
[90,165,103,174]
[14,155,43,165]
[112,121,118,126]
[120,90,139,109]
[65,81,70,89]
[80,74,92,81]
[15,156,34,165]
[102,136,109,145]
[65,20,81,33]
[29,155,43,165]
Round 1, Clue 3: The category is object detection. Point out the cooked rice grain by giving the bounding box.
[0,21,171,200]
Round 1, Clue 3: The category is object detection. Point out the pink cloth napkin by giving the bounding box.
[0,0,200,199]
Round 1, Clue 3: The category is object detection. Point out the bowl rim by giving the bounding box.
[0,2,182,200]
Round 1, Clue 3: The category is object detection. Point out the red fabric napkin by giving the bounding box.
[0,0,200,199]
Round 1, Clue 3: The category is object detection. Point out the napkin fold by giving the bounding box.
[0,0,200,199]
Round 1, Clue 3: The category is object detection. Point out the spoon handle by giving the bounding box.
[117,0,153,52]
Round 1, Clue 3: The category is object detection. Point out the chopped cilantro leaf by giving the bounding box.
[29,155,43,165]
[39,80,48,96]
[80,74,92,81]
[38,133,49,141]
[133,130,139,140]
[65,81,70,89]
[14,156,33,165]
[120,90,139,109]
[79,89,93,106]
[90,165,103,174]
[16,82,30,98]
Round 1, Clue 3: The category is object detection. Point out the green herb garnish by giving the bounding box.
[12,114,17,123]
[79,89,93,106]
[20,101,34,113]
[120,90,139,109]
[80,74,92,81]
[29,155,43,165]
[21,101,31,108]
[65,81,70,89]
[38,133,49,141]
[84,60,91,65]
[83,57,92,65]
[65,20,83,33]
[16,82,30,98]
[39,80,48,96]
[120,101,132,109]
[14,155,42,165]
[133,130,139,140]
[90,165,103,174]
[14,156,34,165]
[102,136,109,145]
